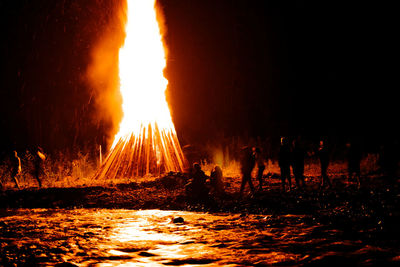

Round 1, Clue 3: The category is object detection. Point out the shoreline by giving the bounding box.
[1,174,398,215]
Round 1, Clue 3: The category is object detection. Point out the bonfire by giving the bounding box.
[94,0,187,180]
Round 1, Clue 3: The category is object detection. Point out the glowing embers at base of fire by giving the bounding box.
[96,123,185,178]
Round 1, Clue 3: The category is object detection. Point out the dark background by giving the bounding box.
[0,0,396,156]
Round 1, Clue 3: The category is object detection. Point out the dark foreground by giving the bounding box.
[1,174,400,266]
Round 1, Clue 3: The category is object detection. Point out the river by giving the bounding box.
[0,208,399,266]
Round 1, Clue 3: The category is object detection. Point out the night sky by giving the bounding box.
[0,0,396,155]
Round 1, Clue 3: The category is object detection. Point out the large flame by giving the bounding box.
[95,0,186,179]
[115,0,171,143]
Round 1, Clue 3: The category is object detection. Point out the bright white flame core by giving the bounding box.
[114,0,174,145]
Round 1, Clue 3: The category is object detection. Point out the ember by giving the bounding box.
[95,0,186,179]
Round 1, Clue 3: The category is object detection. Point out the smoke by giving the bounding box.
[154,0,168,60]
[155,0,177,125]
[86,0,127,150]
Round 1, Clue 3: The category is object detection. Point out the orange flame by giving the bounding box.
[95,0,186,179]
[114,0,171,143]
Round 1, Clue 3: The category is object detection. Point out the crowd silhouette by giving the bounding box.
[182,136,398,201]
[1,137,399,195]
[238,136,398,194]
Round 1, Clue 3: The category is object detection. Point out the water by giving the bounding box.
[0,209,398,266]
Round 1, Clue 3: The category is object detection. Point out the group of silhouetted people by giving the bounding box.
[236,137,399,195]
[277,136,330,192]
[237,137,330,194]
[0,147,46,190]
[276,137,358,191]
[185,163,225,200]
[148,137,397,200]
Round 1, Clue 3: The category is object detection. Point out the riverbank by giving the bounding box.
[1,173,399,217]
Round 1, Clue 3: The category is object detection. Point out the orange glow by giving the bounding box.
[95,0,186,178]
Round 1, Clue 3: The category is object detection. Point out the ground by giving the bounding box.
[1,171,399,222]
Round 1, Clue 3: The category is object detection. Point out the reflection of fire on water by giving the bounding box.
[95,0,186,179]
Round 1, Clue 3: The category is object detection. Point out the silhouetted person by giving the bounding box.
[254,147,265,191]
[380,140,399,182]
[34,147,46,188]
[292,137,305,189]
[239,146,256,196]
[210,165,224,196]
[0,158,3,190]
[185,163,209,199]
[11,150,21,189]
[318,140,331,189]
[346,141,361,188]
[279,137,292,191]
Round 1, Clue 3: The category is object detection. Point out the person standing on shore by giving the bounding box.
[292,137,306,189]
[346,141,361,188]
[239,146,256,197]
[379,140,399,183]
[11,150,21,189]
[279,137,292,192]
[318,140,331,189]
[254,147,266,191]
[33,147,46,188]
